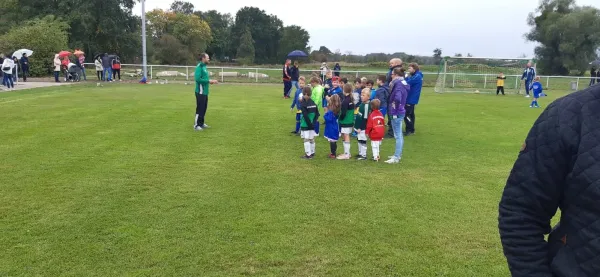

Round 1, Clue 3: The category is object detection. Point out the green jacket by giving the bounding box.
[195,62,210,95]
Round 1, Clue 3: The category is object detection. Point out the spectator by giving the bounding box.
[386,58,403,86]
[95,57,103,80]
[11,57,18,83]
[101,53,112,82]
[112,57,121,81]
[2,57,15,90]
[78,53,87,81]
[290,61,300,91]
[320,62,328,81]
[282,59,292,99]
[591,67,597,87]
[404,63,423,136]
[20,53,29,82]
[333,63,341,77]
[499,84,600,277]
[53,54,61,83]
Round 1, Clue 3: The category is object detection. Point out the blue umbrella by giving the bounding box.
[287,50,308,58]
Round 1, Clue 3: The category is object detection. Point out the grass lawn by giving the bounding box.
[0,83,563,276]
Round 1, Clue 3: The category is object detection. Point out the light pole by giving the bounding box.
[141,0,148,80]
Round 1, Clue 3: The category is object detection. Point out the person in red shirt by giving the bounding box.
[366,99,386,161]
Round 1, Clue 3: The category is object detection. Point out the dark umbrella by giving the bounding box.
[287,50,308,58]
[93,53,105,60]
[590,60,600,66]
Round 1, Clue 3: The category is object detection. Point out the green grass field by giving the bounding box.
[0,83,564,276]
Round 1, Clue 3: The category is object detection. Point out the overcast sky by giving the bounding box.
[135,0,599,58]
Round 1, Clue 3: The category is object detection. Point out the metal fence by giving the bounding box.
[84,63,600,92]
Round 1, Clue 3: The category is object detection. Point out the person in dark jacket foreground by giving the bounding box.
[499,84,600,277]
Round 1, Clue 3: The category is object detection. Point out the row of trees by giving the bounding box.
[0,0,597,76]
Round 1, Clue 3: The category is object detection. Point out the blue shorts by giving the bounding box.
[322,98,328,108]
[533,93,540,99]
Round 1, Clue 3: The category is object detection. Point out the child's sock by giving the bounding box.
[371,141,380,158]
[535,101,539,107]
[304,141,311,156]
[295,121,300,132]
[358,141,367,157]
[310,141,316,155]
[344,141,351,155]
[330,141,337,156]
[530,101,535,106]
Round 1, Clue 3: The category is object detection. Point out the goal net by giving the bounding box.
[434,57,534,94]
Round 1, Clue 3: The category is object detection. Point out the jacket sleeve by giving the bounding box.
[195,66,209,84]
[406,73,423,87]
[366,115,373,136]
[498,99,574,277]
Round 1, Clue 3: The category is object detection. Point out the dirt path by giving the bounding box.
[0,81,73,92]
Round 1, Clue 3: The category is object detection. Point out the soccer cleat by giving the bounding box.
[310,153,315,158]
[336,154,351,160]
[526,95,531,98]
[328,154,336,159]
[373,156,380,162]
[357,156,367,161]
[194,126,204,131]
[530,105,534,108]
[202,124,210,128]
[385,157,400,164]
[301,155,313,160]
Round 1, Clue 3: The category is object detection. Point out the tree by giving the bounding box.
[146,9,212,65]
[236,28,255,65]
[153,34,193,65]
[433,48,443,64]
[9,0,140,62]
[526,0,600,75]
[230,7,283,64]
[467,53,474,57]
[201,10,233,61]
[277,25,310,61]
[170,1,194,15]
[454,53,463,57]
[0,16,69,76]
[318,46,332,55]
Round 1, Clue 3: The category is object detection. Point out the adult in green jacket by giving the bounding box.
[194,53,218,131]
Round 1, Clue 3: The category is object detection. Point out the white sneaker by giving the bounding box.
[194,126,203,131]
[385,157,400,164]
[526,95,531,98]
[336,154,351,160]
[201,124,210,128]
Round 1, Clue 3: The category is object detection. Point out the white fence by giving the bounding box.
[84,63,599,91]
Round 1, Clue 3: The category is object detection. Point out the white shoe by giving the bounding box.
[385,157,400,164]
[336,154,351,160]
[201,124,210,128]
[526,95,530,98]
[194,126,203,131]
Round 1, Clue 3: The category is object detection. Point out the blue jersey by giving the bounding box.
[531,81,543,96]
[290,88,303,110]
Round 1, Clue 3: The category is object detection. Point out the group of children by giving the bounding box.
[496,73,544,108]
[290,73,390,161]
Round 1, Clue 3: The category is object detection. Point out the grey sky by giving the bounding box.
[135,0,599,58]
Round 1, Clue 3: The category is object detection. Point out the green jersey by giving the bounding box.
[354,101,370,129]
[311,85,324,110]
[194,62,210,96]
[300,98,320,130]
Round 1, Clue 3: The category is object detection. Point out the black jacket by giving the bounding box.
[499,84,600,277]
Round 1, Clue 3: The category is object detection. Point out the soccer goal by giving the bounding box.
[434,57,535,94]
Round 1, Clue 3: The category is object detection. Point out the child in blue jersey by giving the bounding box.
[323,71,333,113]
[366,79,377,100]
[530,76,543,108]
[324,94,341,159]
[290,77,306,134]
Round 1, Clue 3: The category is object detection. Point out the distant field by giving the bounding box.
[0,83,567,276]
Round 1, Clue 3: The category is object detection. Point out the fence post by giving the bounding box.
[514,77,518,94]
[484,75,487,89]
[186,67,189,81]
[150,65,153,79]
[576,77,580,91]
[255,68,258,83]
[546,76,549,89]
[221,67,224,83]
[355,71,358,78]
[452,74,455,88]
